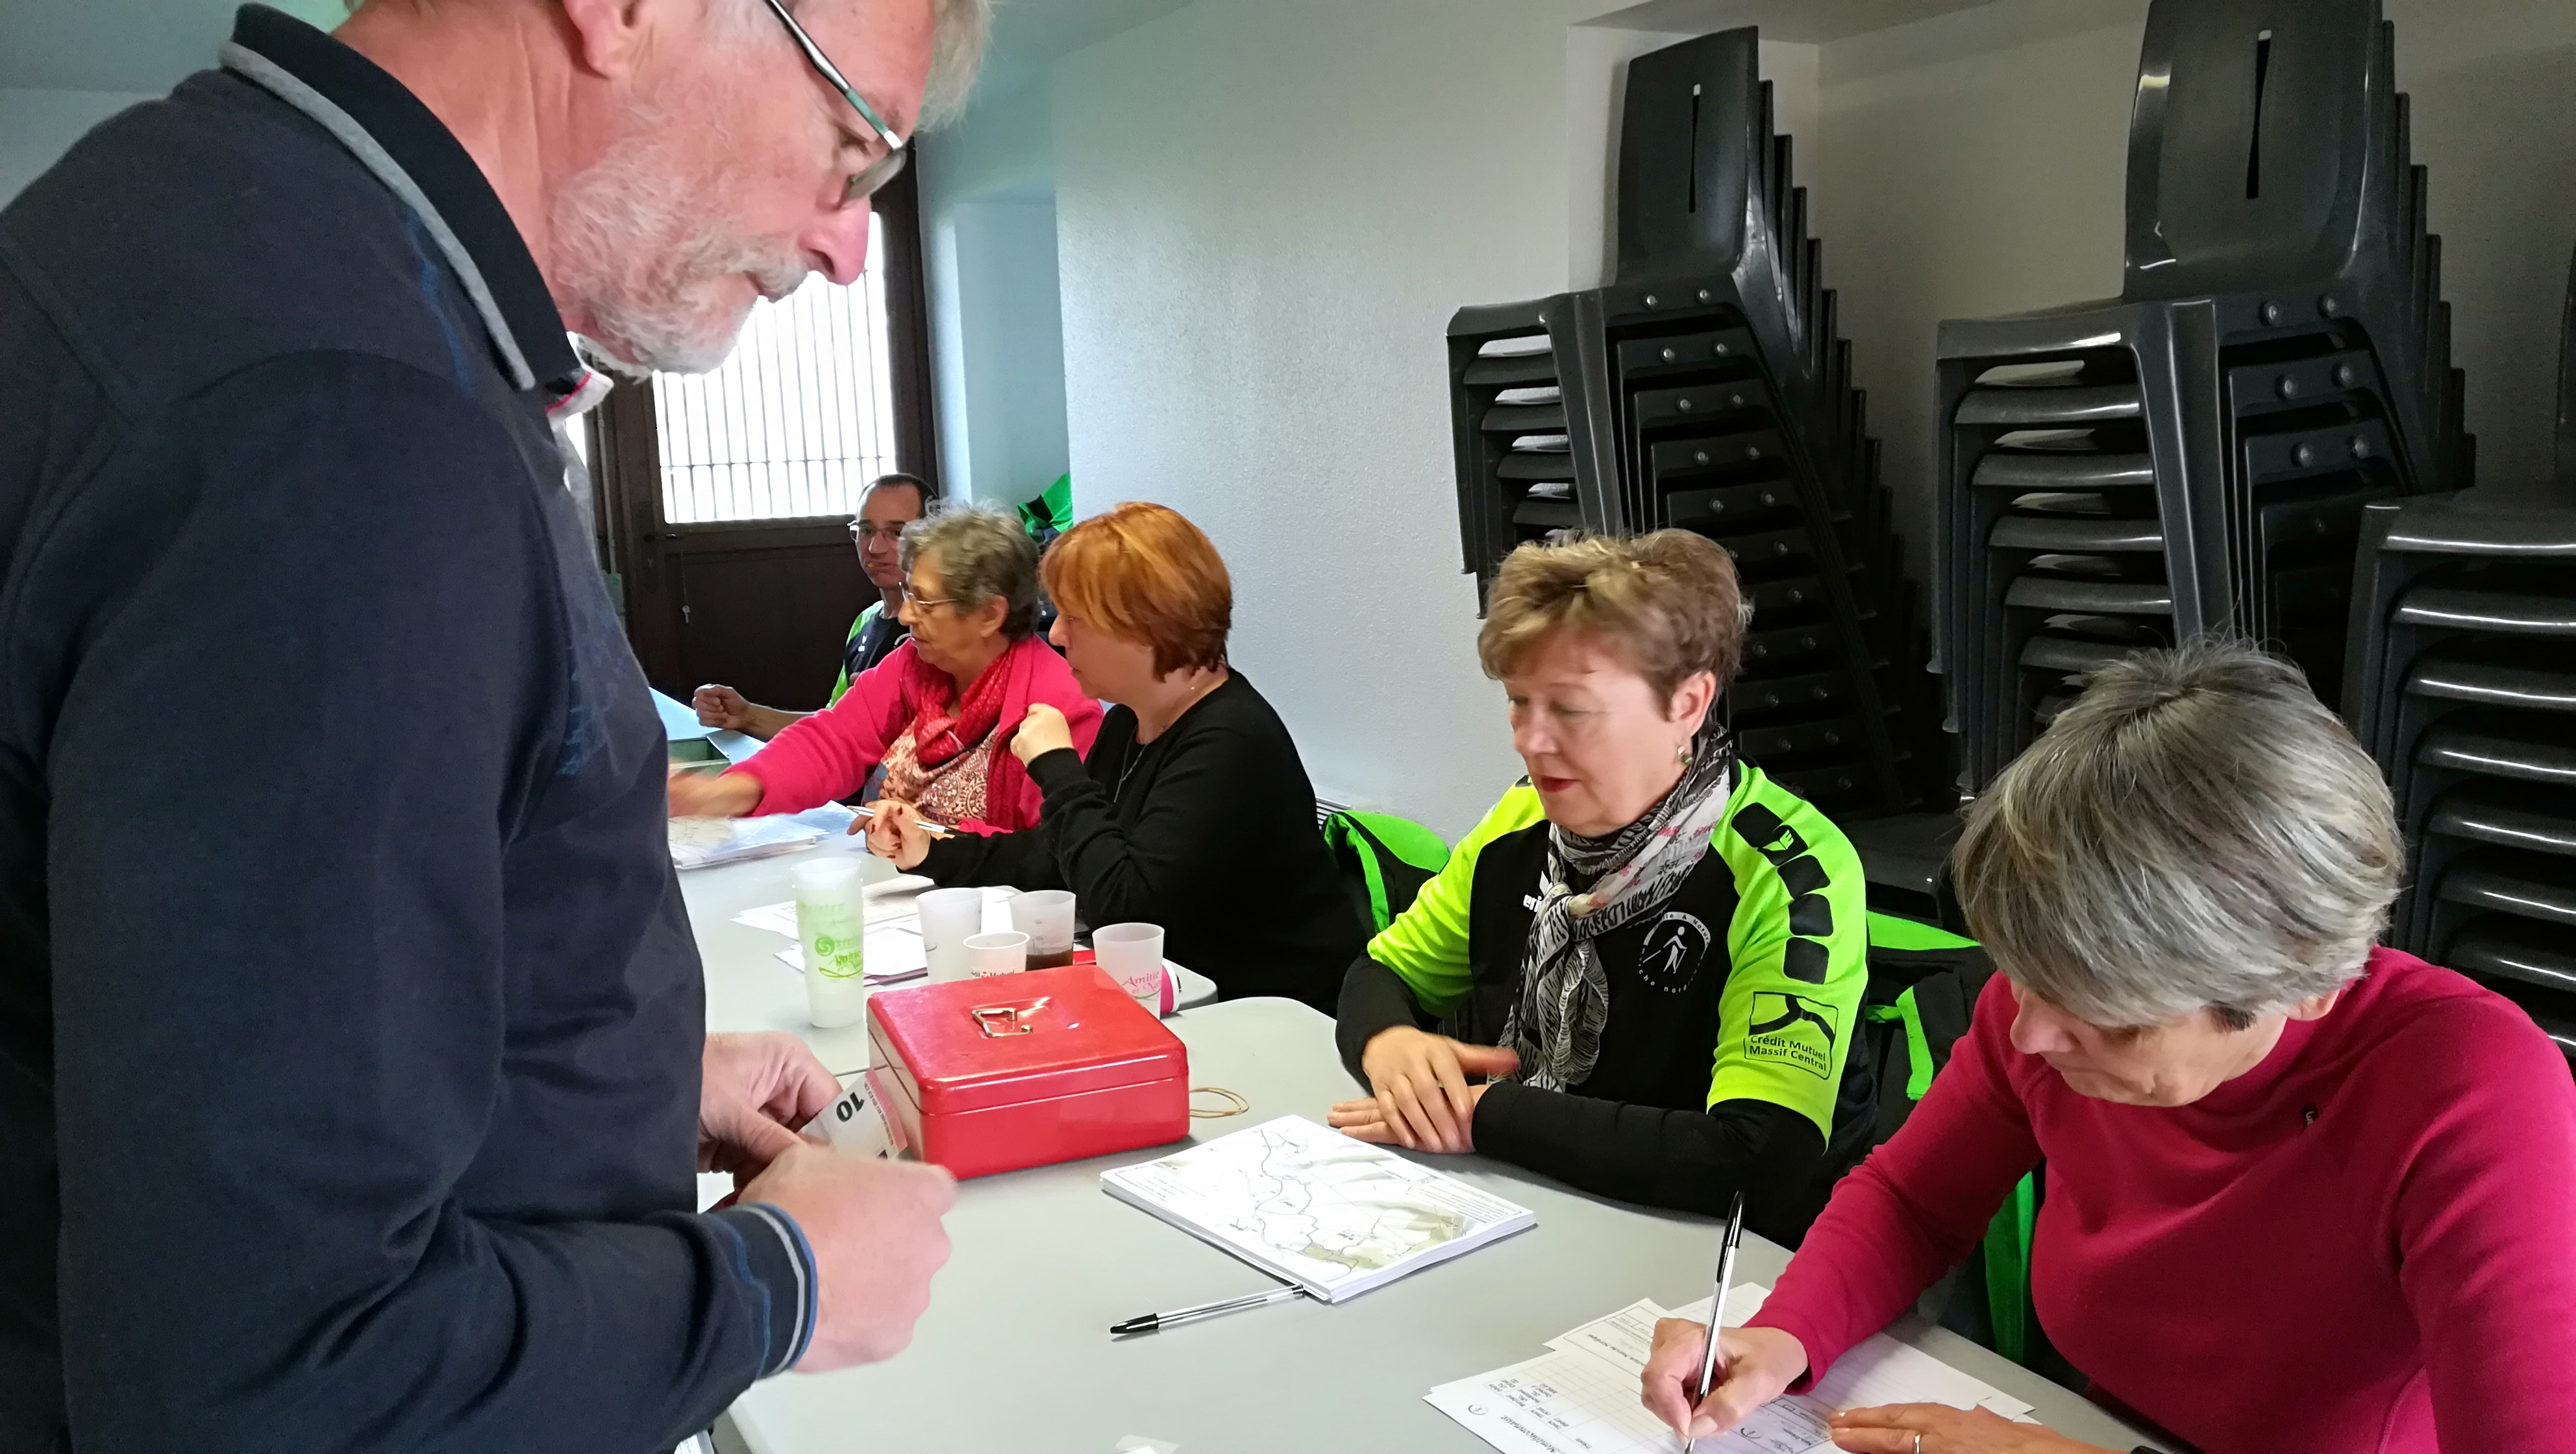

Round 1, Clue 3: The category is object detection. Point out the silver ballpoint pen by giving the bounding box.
[1109,1283,1306,1337]
[850,803,956,838]
[1685,1190,1748,1451]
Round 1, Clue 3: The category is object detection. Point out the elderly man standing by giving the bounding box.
[0,0,987,1448]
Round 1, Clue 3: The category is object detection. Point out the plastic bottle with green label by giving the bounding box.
[792,857,868,1028]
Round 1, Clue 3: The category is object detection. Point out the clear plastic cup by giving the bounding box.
[964,930,1031,979]
[1008,889,1078,969]
[917,887,985,984]
[1091,922,1167,1007]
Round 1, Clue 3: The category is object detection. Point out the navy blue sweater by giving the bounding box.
[0,9,807,1449]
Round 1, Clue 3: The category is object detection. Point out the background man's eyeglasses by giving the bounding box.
[758,0,911,204]
[849,522,907,543]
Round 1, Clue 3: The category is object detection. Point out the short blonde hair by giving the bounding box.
[1953,640,2402,1029]
[1477,532,1745,698]
[1041,502,1231,676]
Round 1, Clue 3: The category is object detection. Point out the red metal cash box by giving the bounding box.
[863,963,1188,1179]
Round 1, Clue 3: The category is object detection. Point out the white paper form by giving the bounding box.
[771,924,928,983]
[1426,1346,1678,1454]
[731,874,935,941]
[1546,1285,1770,1370]
[1427,1284,2033,1454]
[736,901,804,938]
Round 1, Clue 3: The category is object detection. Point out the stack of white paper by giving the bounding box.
[668,814,826,870]
[1426,1284,2035,1454]
[1100,1115,1536,1302]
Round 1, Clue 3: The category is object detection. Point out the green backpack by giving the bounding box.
[1857,912,2042,1368]
[1320,810,1450,935]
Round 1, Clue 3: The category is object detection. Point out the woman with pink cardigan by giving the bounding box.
[1642,642,2576,1454]
[669,505,1099,833]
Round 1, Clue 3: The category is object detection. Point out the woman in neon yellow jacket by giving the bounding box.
[1332,531,1874,1242]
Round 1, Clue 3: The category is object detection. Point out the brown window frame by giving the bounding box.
[584,161,942,609]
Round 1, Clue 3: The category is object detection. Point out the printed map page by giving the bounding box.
[1101,1115,1536,1301]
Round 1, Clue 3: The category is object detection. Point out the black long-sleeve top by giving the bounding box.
[918,672,1365,1011]
[1338,957,1836,1240]
[0,14,805,1449]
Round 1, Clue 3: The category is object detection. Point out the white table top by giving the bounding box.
[693,986,2151,1454]
[676,831,1216,1078]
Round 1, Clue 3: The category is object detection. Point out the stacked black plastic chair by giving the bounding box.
[1445,27,1924,819]
[1933,0,2470,796]
[2342,248,2576,1069]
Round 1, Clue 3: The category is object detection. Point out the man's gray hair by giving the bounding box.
[713,0,991,129]
[898,502,1041,637]
[1952,639,2402,1030]
[918,0,992,128]
[347,0,989,125]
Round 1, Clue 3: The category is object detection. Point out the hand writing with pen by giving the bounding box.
[1639,1318,2117,1453]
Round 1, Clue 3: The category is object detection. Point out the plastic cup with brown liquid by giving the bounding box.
[1008,889,1078,969]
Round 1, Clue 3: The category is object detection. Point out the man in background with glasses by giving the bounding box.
[696,471,934,739]
[0,0,986,1448]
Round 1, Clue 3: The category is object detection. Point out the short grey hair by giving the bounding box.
[1952,639,2401,1030]
[710,0,991,129]
[352,0,991,125]
[919,0,992,128]
[899,502,1041,637]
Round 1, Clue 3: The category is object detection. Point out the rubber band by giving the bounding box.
[1187,1086,1250,1118]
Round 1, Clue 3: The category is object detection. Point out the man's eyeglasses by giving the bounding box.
[849,521,907,543]
[757,0,910,204]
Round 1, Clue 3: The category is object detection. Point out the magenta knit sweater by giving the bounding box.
[1755,948,2576,1453]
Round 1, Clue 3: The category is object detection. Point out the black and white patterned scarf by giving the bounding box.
[1500,717,1738,1090]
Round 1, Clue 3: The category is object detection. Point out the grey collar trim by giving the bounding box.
[218,40,538,391]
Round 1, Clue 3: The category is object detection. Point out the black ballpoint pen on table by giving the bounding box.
[1110,1283,1306,1337]
[1684,1190,1749,1452]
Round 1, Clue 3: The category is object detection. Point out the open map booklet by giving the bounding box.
[1426,1285,2038,1454]
[1099,1115,1537,1302]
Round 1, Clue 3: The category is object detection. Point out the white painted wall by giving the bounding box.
[950,191,1071,504]
[917,77,1072,505]
[0,88,157,204]
[1053,0,1607,837]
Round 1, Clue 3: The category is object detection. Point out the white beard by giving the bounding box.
[549,112,808,376]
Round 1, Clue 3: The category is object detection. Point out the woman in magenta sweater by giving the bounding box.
[1642,641,2576,1454]
[669,504,1100,833]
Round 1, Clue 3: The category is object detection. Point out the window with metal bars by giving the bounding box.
[650,249,902,523]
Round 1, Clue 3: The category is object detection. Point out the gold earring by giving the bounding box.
[1676,743,1691,763]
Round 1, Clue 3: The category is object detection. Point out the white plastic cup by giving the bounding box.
[965,930,1031,979]
[1008,889,1078,968]
[791,858,868,1028]
[917,887,985,984]
[1092,922,1167,1007]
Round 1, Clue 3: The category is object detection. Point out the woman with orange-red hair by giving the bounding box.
[867,502,1363,1011]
